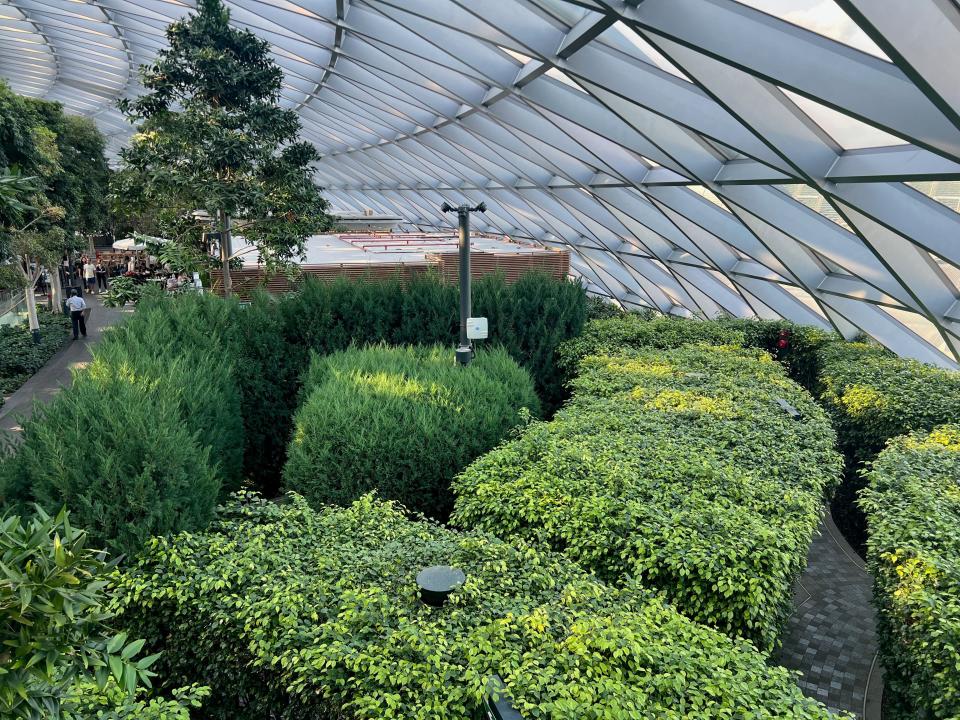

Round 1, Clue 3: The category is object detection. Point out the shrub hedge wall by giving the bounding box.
[859,425,960,720]
[111,493,838,720]
[0,310,70,405]
[0,294,242,555]
[453,345,841,651]
[814,341,960,550]
[244,272,585,491]
[283,345,539,519]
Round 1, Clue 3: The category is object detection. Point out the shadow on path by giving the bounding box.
[776,508,884,719]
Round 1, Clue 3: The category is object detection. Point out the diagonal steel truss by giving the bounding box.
[3,0,960,366]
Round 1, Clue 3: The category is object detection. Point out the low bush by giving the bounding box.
[815,341,960,550]
[453,345,841,651]
[282,345,538,519]
[0,309,70,405]
[859,426,960,720]
[110,493,839,720]
[0,294,242,554]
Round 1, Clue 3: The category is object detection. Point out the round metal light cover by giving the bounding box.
[416,565,466,607]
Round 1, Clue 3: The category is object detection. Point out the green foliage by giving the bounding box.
[1,294,242,554]
[453,345,841,651]
[111,493,840,720]
[815,342,960,550]
[283,345,538,519]
[101,276,145,308]
[68,682,209,720]
[860,426,960,720]
[113,0,331,271]
[0,310,70,405]
[585,295,627,320]
[0,507,161,720]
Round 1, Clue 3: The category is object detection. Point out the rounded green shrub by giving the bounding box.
[454,345,841,651]
[860,425,960,720]
[110,493,839,720]
[282,345,538,519]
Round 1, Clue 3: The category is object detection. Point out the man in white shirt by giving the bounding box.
[83,260,97,294]
[66,290,87,340]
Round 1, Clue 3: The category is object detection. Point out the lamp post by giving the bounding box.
[441,201,486,365]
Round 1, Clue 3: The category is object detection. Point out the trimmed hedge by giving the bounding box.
[244,272,585,491]
[453,345,841,651]
[860,426,960,720]
[0,294,242,555]
[110,493,840,720]
[558,314,836,390]
[282,345,538,519]
[815,341,960,550]
[0,310,71,405]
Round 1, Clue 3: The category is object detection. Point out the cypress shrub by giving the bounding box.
[110,493,838,720]
[0,294,242,554]
[453,345,841,651]
[283,345,538,519]
[860,425,960,720]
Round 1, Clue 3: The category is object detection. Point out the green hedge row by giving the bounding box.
[111,493,838,720]
[814,341,960,550]
[0,294,243,555]
[859,426,960,720]
[283,345,539,519]
[0,310,71,405]
[453,345,841,651]
[244,271,586,491]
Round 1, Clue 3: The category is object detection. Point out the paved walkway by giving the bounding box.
[776,508,884,719]
[0,294,128,442]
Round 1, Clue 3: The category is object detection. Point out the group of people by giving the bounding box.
[61,254,114,295]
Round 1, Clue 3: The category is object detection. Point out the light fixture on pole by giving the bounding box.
[441,201,487,365]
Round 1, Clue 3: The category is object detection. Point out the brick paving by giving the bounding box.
[776,509,883,719]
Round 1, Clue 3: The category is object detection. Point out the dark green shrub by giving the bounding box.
[815,341,960,550]
[0,310,70,405]
[1,294,242,554]
[110,493,838,720]
[584,295,627,320]
[860,426,960,720]
[453,345,841,651]
[283,345,538,519]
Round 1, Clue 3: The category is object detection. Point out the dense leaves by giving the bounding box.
[0,294,243,554]
[453,345,841,651]
[283,345,538,519]
[113,0,331,276]
[0,309,70,405]
[111,493,840,720]
[860,426,960,720]
[0,507,177,719]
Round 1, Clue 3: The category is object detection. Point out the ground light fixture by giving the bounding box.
[441,201,487,365]
[415,565,465,607]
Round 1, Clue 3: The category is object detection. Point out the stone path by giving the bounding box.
[776,508,884,719]
[0,294,128,442]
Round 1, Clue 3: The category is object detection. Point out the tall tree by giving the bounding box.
[113,0,331,295]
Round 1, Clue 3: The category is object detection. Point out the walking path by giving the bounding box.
[0,294,128,441]
[775,509,884,719]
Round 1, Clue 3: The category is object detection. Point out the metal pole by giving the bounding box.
[220,210,233,298]
[456,207,472,365]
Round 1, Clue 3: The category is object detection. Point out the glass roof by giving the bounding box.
[3,0,960,368]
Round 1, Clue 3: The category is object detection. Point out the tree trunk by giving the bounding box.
[51,267,63,314]
[24,279,40,343]
[220,209,233,298]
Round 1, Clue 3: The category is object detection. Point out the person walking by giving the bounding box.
[66,289,87,340]
[83,258,97,295]
[95,261,108,293]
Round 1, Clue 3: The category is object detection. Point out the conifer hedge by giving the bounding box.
[453,345,841,651]
[859,425,960,720]
[0,294,242,555]
[110,493,839,720]
[282,345,538,519]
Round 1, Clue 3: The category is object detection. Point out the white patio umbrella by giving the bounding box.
[112,237,146,251]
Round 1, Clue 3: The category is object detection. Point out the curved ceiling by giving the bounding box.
[4,1,960,367]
